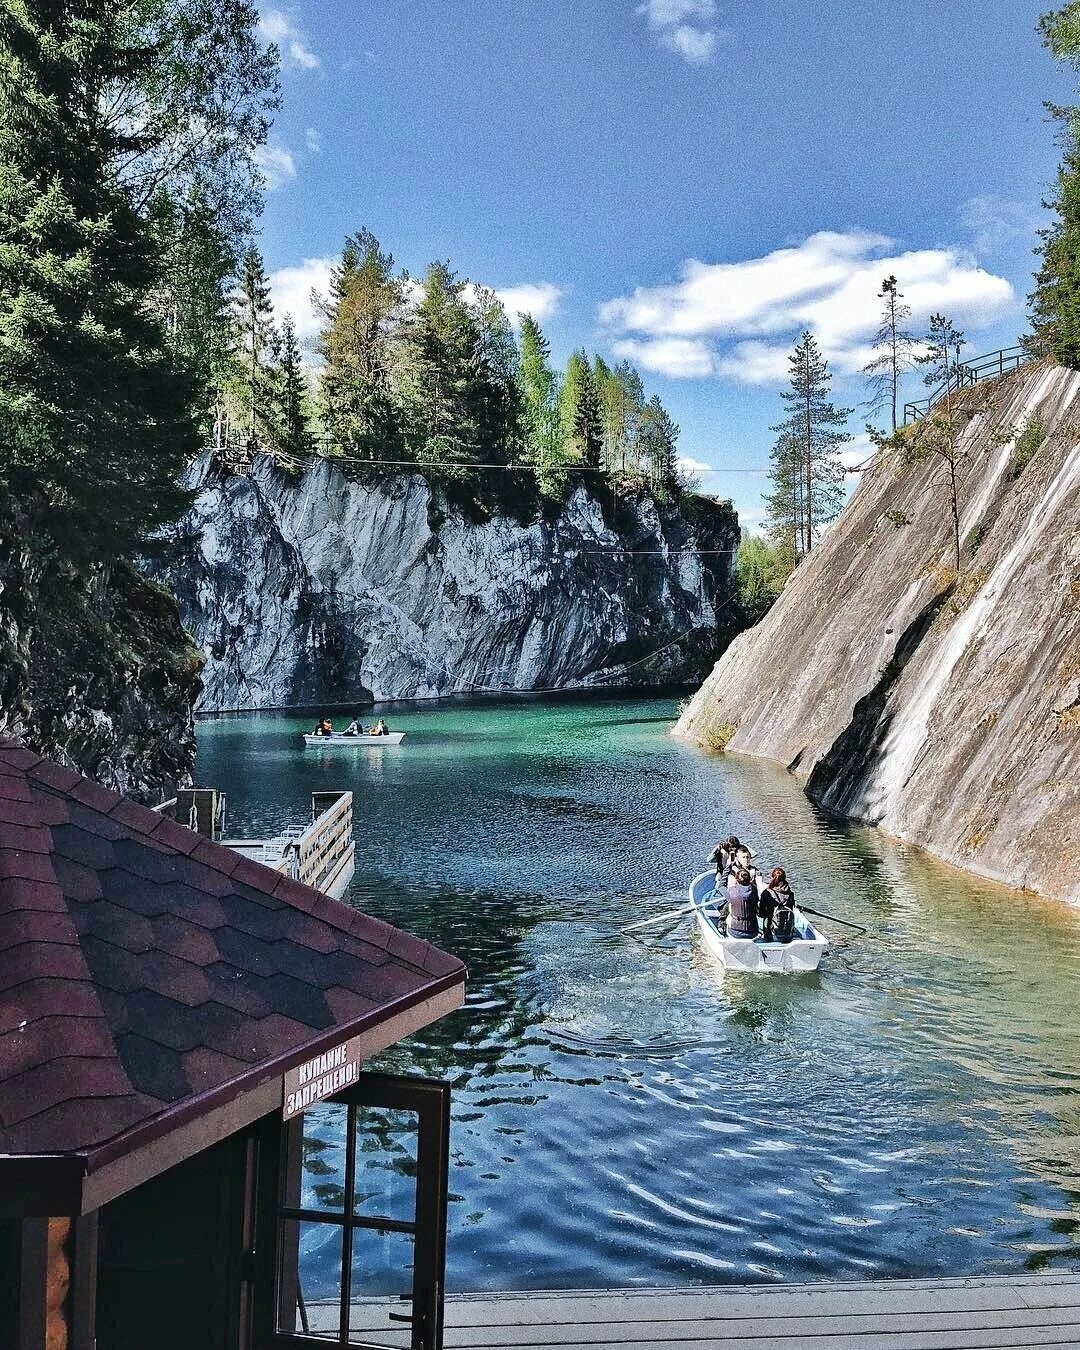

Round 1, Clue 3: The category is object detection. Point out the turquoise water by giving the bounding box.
[196,695,1080,1293]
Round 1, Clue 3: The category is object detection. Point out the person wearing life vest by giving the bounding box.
[726,868,759,938]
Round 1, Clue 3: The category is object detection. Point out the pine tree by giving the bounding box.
[275,315,313,460]
[560,350,603,470]
[863,276,919,431]
[315,229,403,459]
[517,315,564,495]
[0,1,196,565]
[592,355,623,471]
[768,333,851,557]
[230,244,277,449]
[1030,3,1080,365]
[917,313,966,412]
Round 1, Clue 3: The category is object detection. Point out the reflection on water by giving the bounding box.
[197,694,1080,1292]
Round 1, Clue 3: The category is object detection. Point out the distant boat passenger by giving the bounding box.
[314,718,334,737]
[343,719,362,736]
[726,869,759,938]
[372,718,389,736]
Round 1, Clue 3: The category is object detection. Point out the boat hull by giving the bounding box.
[303,732,406,746]
[689,872,828,974]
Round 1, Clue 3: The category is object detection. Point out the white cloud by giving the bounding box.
[269,255,334,341]
[252,142,297,190]
[613,336,716,378]
[716,340,791,386]
[305,127,323,153]
[492,282,564,324]
[260,7,320,70]
[840,431,876,472]
[677,454,715,479]
[600,229,1017,385]
[639,0,723,63]
[960,195,1042,258]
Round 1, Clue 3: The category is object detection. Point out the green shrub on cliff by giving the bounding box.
[735,533,790,625]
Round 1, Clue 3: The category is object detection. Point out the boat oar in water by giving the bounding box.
[799,905,868,935]
[621,898,702,934]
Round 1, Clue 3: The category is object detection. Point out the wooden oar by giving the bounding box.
[621,897,703,934]
[799,904,868,935]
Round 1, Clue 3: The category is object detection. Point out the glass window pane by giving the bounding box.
[301,1102,348,1213]
[279,1219,343,1340]
[352,1107,419,1221]
[348,1227,415,1347]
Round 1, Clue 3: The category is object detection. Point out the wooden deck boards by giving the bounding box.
[440,1273,1080,1350]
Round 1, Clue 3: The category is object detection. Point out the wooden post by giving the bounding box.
[19,1215,97,1350]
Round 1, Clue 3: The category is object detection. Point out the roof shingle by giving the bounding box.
[0,741,466,1162]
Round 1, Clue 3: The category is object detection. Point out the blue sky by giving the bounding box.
[254,0,1071,528]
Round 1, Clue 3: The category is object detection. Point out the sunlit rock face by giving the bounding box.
[676,362,1080,903]
[162,454,739,713]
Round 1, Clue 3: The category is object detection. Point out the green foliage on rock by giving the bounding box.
[1010,413,1046,478]
[735,533,790,625]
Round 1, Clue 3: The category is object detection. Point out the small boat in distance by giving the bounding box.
[303,732,406,746]
[689,871,828,974]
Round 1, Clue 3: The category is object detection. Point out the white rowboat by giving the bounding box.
[303,732,406,746]
[689,871,828,974]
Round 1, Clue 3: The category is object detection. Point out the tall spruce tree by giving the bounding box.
[315,229,403,459]
[768,333,850,557]
[275,314,313,460]
[636,395,679,487]
[0,1,196,565]
[397,261,481,473]
[468,285,522,468]
[517,315,564,494]
[863,276,919,431]
[231,244,277,448]
[560,350,603,469]
[1030,3,1080,365]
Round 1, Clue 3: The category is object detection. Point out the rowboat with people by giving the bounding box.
[303,731,405,746]
[689,871,829,973]
[304,715,405,746]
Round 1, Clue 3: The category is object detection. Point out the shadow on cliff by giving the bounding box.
[805,585,952,818]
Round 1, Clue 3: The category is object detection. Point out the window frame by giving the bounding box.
[262,1073,450,1350]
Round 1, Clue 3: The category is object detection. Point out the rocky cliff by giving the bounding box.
[675,361,1080,904]
[0,540,202,803]
[160,454,740,712]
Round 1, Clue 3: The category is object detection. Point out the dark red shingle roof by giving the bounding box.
[0,742,465,1161]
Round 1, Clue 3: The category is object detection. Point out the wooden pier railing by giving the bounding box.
[158,788,356,900]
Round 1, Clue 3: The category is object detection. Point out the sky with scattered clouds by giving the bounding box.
[253,0,1068,525]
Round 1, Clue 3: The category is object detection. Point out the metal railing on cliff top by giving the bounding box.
[902,346,1027,425]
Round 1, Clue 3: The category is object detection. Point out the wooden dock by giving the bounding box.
[440,1273,1080,1349]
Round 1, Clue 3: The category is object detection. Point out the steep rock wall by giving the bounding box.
[162,455,739,711]
[675,362,1080,903]
[0,542,202,803]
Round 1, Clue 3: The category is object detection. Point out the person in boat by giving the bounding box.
[313,717,333,737]
[759,867,797,944]
[707,836,747,881]
[725,868,759,939]
[343,718,362,736]
[373,718,389,736]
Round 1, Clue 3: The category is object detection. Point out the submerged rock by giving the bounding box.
[676,362,1080,904]
[160,454,740,712]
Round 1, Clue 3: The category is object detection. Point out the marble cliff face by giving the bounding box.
[161,454,740,712]
[676,362,1080,903]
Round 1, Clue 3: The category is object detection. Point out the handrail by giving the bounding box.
[903,346,1027,424]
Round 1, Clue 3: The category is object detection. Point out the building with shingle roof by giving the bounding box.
[0,740,465,1350]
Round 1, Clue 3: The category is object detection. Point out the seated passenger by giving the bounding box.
[707,834,742,879]
[726,869,759,939]
[760,868,796,944]
[343,719,361,736]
